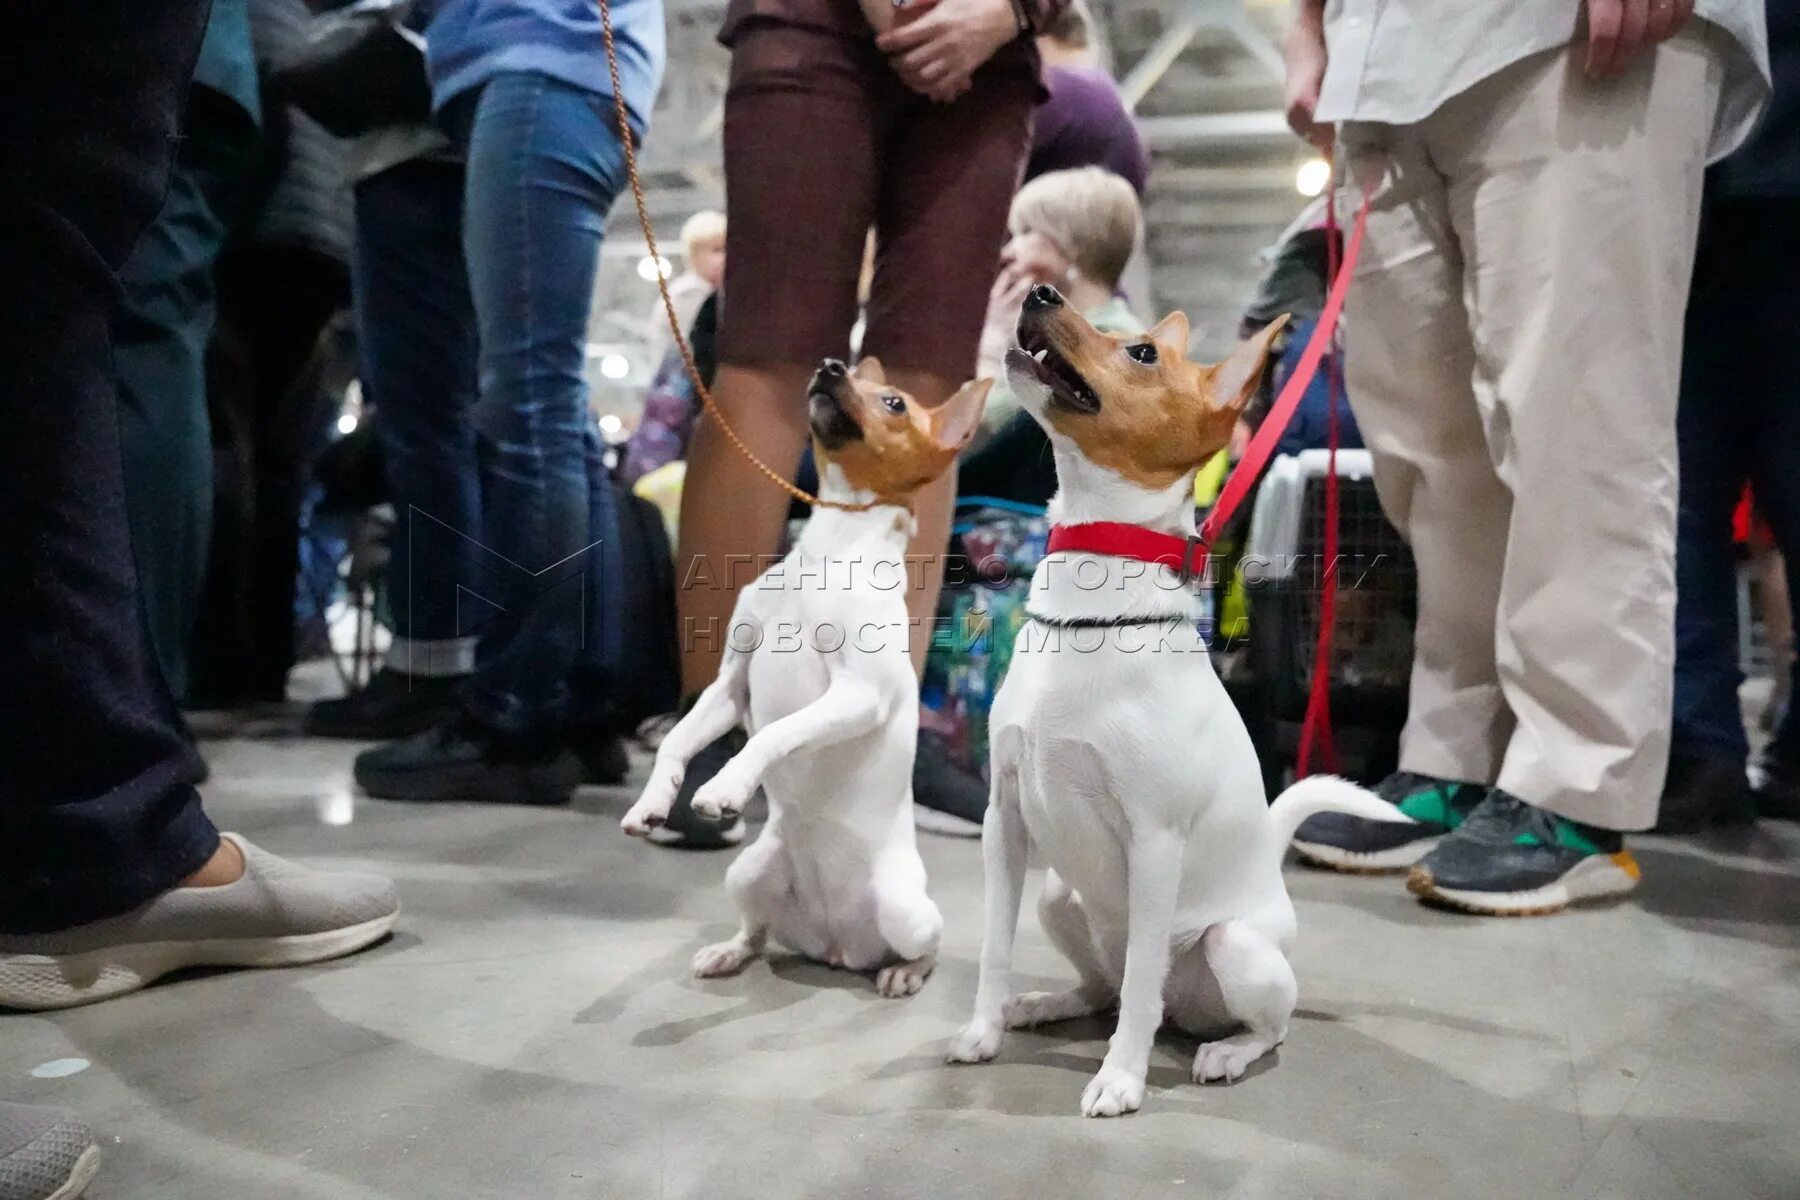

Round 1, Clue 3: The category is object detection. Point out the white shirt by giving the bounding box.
[644,272,714,370]
[1314,0,1771,161]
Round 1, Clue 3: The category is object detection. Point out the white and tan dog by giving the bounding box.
[623,358,989,997]
[946,285,1406,1115]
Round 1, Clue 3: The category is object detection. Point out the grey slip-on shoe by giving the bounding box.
[0,1103,99,1200]
[0,835,399,1011]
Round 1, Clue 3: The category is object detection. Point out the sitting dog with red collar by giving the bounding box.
[946,285,1408,1116]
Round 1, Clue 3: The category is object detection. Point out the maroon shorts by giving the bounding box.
[717,20,1038,383]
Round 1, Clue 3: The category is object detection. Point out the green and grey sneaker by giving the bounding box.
[1407,789,1641,916]
[1291,772,1482,872]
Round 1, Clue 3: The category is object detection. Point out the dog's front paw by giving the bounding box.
[875,957,933,999]
[620,774,680,837]
[1004,989,1104,1029]
[690,768,752,821]
[1080,1065,1146,1118]
[946,1020,1002,1064]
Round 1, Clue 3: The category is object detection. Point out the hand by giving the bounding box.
[857,0,899,36]
[877,0,1019,103]
[989,264,1034,315]
[1585,0,1693,77]
[1282,4,1333,155]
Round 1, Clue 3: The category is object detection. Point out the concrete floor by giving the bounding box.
[5,731,1799,1200]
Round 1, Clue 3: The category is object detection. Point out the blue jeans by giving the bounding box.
[451,72,628,735]
[1673,198,1800,767]
[352,158,482,675]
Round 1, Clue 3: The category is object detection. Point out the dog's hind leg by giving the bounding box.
[1004,870,1115,1029]
[1184,920,1296,1084]
[692,832,784,978]
[871,858,942,999]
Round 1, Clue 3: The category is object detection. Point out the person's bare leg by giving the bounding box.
[180,837,245,888]
[888,368,959,674]
[675,361,812,696]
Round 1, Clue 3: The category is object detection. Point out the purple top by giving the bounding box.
[1026,65,1151,196]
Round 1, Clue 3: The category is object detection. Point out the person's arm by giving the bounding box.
[1282,0,1331,153]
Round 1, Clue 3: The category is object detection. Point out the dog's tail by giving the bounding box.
[1266,775,1413,854]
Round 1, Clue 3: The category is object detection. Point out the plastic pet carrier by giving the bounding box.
[1241,450,1416,782]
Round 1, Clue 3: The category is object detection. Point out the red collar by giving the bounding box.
[1045,522,1209,582]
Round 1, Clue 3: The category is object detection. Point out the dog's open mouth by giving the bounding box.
[808,386,863,449]
[1008,327,1099,414]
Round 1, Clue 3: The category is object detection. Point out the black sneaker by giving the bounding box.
[1653,751,1754,833]
[1292,771,1482,872]
[305,669,468,740]
[911,730,987,838]
[1755,756,1800,822]
[354,714,581,806]
[1407,789,1641,916]
[572,730,631,787]
[646,729,747,849]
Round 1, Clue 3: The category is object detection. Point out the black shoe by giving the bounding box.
[911,730,987,838]
[1407,789,1640,916]
[1654,751,1754,833]
[647,729,747,849]
[306,669,468,740]
[1756,757,1800,821]
[573,730,631,786]
[354,715,581,806]
[1291,771,1483,872]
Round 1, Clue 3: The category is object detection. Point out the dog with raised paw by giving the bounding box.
[946,285,1409,1116]
[622,358,989,998]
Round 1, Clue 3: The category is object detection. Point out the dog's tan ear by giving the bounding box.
[852,356,886,385]
[1207,314,1290,418]
[1147,311,1191,356]
[931,378,992,452]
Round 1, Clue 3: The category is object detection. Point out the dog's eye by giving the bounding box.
[882,393,907,414]
[1126,342,1158,365]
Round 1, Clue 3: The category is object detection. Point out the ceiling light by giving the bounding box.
[1295,157,1331,198]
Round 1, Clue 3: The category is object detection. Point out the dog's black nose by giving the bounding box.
[1024,284,1065,311]
[817,358,848,378]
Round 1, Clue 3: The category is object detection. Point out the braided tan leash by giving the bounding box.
[597,0,889,513]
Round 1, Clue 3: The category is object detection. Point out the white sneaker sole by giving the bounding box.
[912,802,983,838]
[1410,852,1642,916]
[48,1142,102,1200]
[0,910,399,1011]
[1292,836,1442,873]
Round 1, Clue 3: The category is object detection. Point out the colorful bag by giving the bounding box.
[919,499,1049,782]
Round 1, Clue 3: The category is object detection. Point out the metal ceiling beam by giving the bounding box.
[1137,109,1291,146]
[1222,10,1285,79]
[1120,12,1205,111]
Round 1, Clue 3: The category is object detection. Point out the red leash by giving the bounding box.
[1196,186,1369,549]
[1297,183,1348,777]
